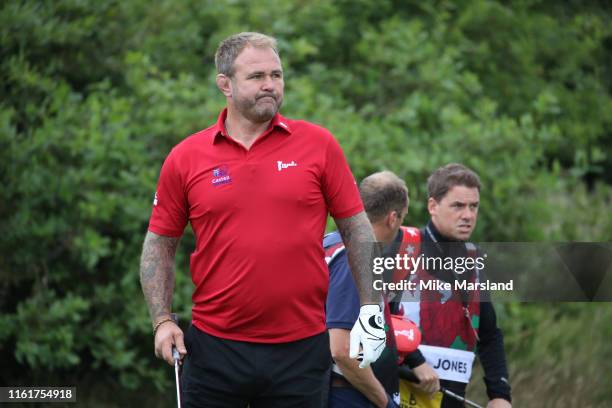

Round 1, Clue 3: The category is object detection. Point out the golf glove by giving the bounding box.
[350,304,386,368]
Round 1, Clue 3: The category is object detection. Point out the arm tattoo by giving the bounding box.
[139,231,180,325]
[335,211,382,304]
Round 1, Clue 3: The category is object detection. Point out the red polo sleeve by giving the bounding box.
[322,135,364,219]
[148,149,189,237]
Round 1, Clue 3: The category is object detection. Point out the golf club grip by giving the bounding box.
[398,366,420,383]
[170,313,180,360]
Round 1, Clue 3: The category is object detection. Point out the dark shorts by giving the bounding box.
[181,324,331,408]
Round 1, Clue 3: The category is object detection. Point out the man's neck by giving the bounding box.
[225,108,272,150]
[372,223,395,245]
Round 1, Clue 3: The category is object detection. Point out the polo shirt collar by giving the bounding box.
[212,108,292,144]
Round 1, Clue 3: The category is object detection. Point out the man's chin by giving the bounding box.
[455,230,472,241]
[251,106,278,123]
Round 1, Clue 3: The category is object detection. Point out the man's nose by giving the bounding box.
[461,207,475,220]
[261,75,275,91]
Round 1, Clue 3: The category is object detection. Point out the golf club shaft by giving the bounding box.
[171,314,181,408]
[441,388,483,408]
[174,350,181,408]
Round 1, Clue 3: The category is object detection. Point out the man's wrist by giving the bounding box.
[152,314,175,333]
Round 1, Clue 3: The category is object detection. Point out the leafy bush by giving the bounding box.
[1,0,610,405]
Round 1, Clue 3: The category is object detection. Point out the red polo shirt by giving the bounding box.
[148,109,363,343]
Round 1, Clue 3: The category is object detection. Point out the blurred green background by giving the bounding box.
[1,0,611,406]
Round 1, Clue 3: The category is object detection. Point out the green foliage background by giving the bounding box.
[1,0,610,406]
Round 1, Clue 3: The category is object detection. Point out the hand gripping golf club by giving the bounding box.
[391,316,484,408]
[398,366,484,408]
[170,313,181,408]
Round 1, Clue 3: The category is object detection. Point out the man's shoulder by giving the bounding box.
[282,116,335,141]
[400,226,421,240]
[164,125,216,161]
[176,125,216,149]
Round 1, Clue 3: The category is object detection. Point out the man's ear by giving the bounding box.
[388,211,401,229]
[427,197,437,217]
[386,211,396,228]
[216,74,232,97]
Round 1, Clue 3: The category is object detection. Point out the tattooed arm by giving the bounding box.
[334,211,381,304]
[140,231,180,323]
[335,211,386,367]
[139,230,186,365]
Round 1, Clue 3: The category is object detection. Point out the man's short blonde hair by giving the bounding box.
[359,171,409,224]
[215,32,279,76]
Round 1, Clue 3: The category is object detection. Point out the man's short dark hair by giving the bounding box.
[359,171,409,223]
[427,163,481,202]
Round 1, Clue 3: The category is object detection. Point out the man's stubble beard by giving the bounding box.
[234,93,283,124]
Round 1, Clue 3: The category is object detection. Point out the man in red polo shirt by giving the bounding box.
[140,32,385,407]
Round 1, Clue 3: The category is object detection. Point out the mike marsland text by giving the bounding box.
[373,279,514,292]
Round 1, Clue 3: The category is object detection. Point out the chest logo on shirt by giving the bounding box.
[277,160,297,171]
[211,165,232,186]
